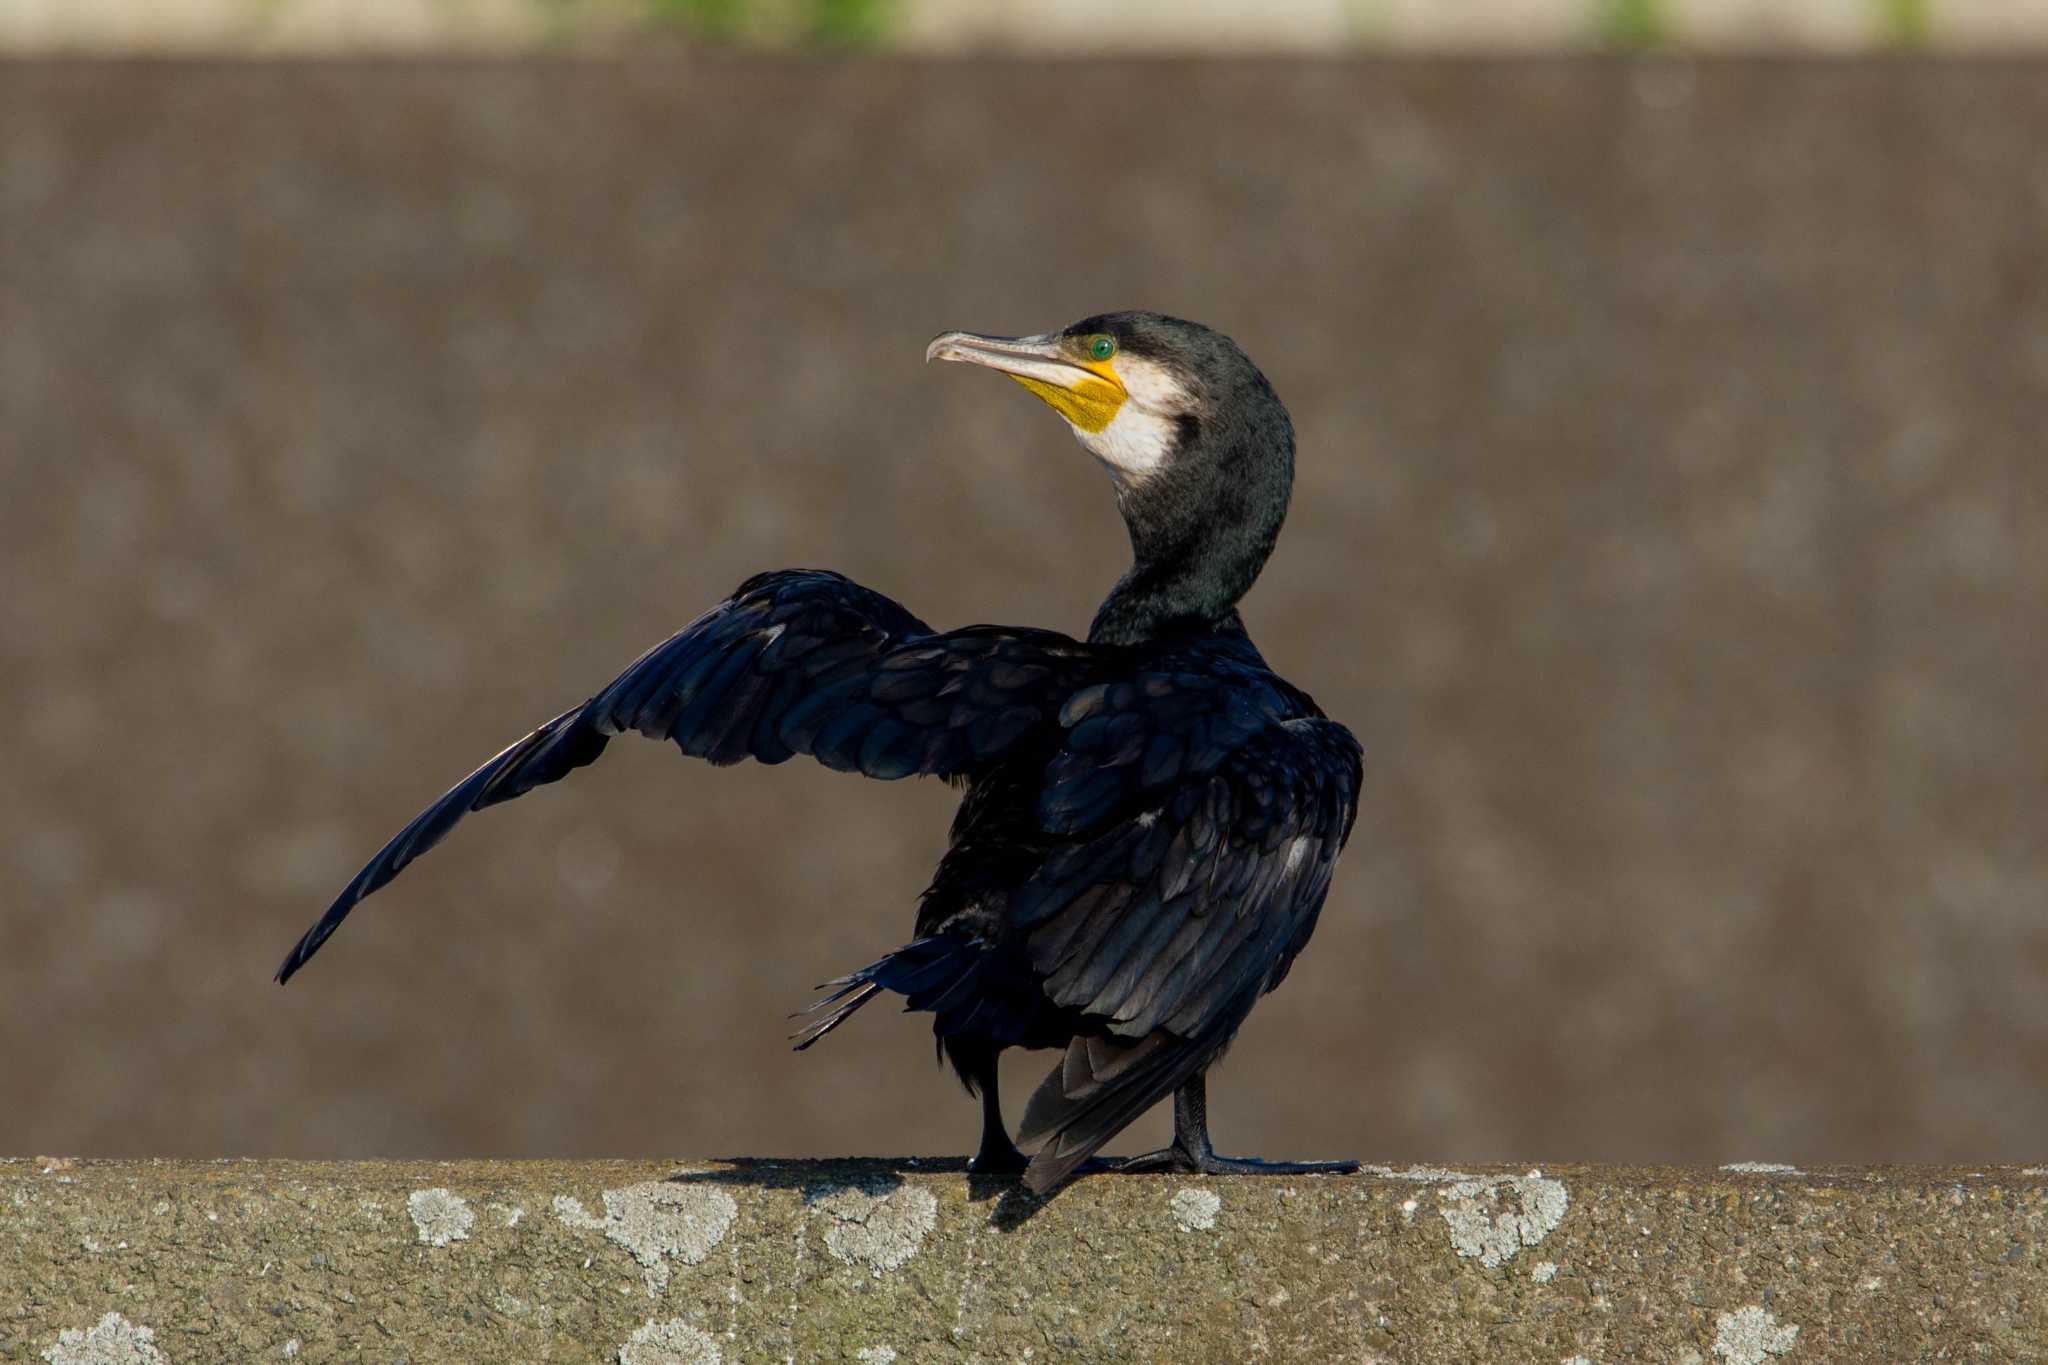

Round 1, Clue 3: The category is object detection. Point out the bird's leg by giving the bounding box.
[965,1047,1028,1175]
[1114,1073,1361,1176]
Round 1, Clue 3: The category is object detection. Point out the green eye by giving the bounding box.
[1088,335,1116,362]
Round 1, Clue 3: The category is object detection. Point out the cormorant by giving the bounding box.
[277,311,1363,1194]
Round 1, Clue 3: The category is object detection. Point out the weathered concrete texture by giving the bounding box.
[6,1160,2048,1362]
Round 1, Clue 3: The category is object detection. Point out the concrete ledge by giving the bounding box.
[5,1160,2045,1361]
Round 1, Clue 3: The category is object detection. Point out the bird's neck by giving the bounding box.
[1087,474,1286,648]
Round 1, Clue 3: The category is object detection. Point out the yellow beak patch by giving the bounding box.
[1008,363,1125,434]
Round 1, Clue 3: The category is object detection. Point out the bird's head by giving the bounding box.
[927,311,1295,643]
[928,311,1274,492]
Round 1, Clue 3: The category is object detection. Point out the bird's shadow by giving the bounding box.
[662,1156,1056,1229]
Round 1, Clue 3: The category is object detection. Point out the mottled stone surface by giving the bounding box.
[5,1160,2048,1362]
[1,63,2045,1172]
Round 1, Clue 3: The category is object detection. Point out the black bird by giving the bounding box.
[277,311,1362,1194]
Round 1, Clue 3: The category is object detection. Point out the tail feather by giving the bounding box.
[790,933,985,1051]
[789,983,882,1050]
[1018,991,1261,1195]
[1013,1030,1184,1192]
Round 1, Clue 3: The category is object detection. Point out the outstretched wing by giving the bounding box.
[1012,698,1363,1192]
[276,569,1096,983]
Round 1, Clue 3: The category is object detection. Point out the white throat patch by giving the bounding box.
[1070,354,1191,487]
[1077,403,1177,485]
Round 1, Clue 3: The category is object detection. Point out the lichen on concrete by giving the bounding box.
[617,1317,721,1365]
[811,1180,938,1275]
[1719,1162,1801,1175]
[1438,1169,1569,1268]
[6,1159,2047,1360]
[553,1192,599,1227]
[1170,1187,1221,1231]
[406,1187,475,1247]
[1712,1305,1798,1363]
[557,1181,738,1294]
[1364,1163,1477,1181]
[41,1311,166,1365]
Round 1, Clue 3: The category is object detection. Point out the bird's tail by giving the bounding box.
[790,932,988,1050]
[1013,1030,1205,1193]
[1016,988,1260,1194]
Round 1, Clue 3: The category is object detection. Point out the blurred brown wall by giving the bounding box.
[2,60,2044,1166]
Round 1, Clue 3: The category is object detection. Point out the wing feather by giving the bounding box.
[276,569,1099,983]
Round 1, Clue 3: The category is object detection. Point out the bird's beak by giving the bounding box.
[926,330,1126,434]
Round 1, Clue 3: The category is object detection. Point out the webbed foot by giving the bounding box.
[1114,1145,1359,1176]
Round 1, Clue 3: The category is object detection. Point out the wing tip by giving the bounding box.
[274,911,342,986]
[273,936,312,985]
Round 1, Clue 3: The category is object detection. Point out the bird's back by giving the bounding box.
[920,625,1355,1006]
